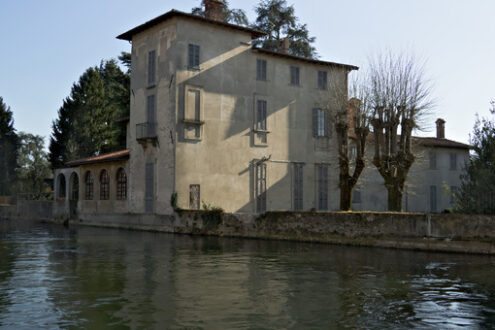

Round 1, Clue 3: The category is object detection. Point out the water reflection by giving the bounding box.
[1,220,495,329]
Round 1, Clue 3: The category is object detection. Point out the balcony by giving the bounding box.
[136,122,157,142]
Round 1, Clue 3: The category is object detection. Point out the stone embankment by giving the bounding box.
[2,204,495,254]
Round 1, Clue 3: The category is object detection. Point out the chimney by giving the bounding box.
[436,118,445,139]
[204,0,225,22]
[277,37,290,54]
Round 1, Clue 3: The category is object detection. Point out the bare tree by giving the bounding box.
[331,73,372,210]
[368,52,434,211]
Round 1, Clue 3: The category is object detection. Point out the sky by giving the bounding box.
[1,0,494,146]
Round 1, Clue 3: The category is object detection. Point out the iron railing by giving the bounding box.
[136,122,157,140]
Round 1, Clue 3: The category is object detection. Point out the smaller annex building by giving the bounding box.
[53,150,129,220]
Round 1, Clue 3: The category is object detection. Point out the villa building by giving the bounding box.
[53,2,470,219]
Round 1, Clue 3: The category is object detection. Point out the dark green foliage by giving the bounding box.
[253,0,317,59]
[16,132,51,195]
[0,97,19,195]
[118,51,131,74]
[455,101,495,214]
[192,0,249,26]
[49,59,130,168]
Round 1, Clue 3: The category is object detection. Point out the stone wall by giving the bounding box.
[4,204,495,254]
[67,211,495,255]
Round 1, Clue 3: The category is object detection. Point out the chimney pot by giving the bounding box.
[436,118,445,139]
[204,0,225,22]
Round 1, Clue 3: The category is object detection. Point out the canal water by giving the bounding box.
[1,220,495,329]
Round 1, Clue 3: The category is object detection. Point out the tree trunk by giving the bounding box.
[340,178,352,211]
[386,183,403,211]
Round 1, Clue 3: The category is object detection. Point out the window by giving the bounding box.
[186,89,201,122]
[450,186,458,204]
[450,153,457,170]
[116,168,127,200]
[290,66,300,85]
[430,185,437,212]
[349,145,358,161]
[257,59,267,81]
[256,100,267,131]
[429,151,437,170]
[148,50,156,86]
[85,171,93,200]
[190,184,200,210]
[318,70,327,90]
[294,163,303,210]
[352,188,362,203]
[184,88,202,139]
[100,170,109,200]
[188,44,200,69]
[312,108,332,138]
[147,95,156,123]
[255,162,267,213]
[317,165,328,210]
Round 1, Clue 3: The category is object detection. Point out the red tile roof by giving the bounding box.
[66,149,130,167]
[414,137,471,149]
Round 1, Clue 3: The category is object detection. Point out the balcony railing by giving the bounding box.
[136,122,157,140]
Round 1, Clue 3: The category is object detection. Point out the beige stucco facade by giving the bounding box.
[126,13,351,215]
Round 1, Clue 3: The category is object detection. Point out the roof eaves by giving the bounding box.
[117,9,265,41]
[66,150,130,167]
[252,48,359,71]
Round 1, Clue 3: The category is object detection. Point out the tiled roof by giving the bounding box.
[66,149,130,167]
[117,9,265,41]
[252,48,359,71]
[414,137,471,149]
[356,134,471,150]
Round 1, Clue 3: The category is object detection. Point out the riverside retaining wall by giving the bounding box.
[65,211,495,255]
[3,205,495,254]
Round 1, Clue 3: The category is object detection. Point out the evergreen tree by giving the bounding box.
[48,58,130,168]
[118,51,131,74]
[253,0,317,58]
[0,97,19,195]
[49,98,75,168]
[192,0,249,26]
[455,101,495,214]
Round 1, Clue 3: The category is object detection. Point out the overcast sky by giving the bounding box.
[1,0,494,146]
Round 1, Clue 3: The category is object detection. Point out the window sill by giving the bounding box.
[182,119,205,125]
[147,83,156,89]
[253,129,270,134]
[188,66,201,71]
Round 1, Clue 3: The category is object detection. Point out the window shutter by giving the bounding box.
[262,101,267,130]
[194,45,200,67]
[148,50,156,86]
[194,90,200,121]
[188,44,194,68]
[312,108,318,137]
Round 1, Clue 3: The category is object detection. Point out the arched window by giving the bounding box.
[100,170,109,200]
[57,173,66,199]
[85,171,94,200]
[116,168,127,200]
[70,172,79,201]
